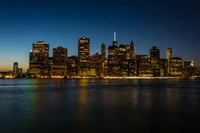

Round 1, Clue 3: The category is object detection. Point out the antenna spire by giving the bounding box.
[114,31,116,42]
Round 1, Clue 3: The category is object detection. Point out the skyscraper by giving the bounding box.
[166,47,172,60]
[129,41,136,59]
[13,62,18,74]
[67,55,78,77]
[136,55,152,77]
[166,47,173,75]
[78,36,90,76]
[52,46,68,77]
[150,46,160,76]
[100,43,106,77]
[107,44,118,76]
[150,46,160,58]
[90,53,101,76]
[101,43,106,62]
[29,41,49,77]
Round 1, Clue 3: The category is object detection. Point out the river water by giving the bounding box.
[0,79,200,133]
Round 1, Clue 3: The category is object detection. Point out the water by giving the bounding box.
[0,79,200,133]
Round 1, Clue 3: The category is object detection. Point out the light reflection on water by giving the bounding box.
[0,79,200,133]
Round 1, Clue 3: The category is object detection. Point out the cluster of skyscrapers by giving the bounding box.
[27,33,194,78]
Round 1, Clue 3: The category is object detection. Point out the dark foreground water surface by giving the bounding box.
[0,79,200,133]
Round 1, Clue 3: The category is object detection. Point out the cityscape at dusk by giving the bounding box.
[0,0,200,71]
[1,1,200,133]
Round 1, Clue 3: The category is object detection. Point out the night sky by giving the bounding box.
[0,0,200,71]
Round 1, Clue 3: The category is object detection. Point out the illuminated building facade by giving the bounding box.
[108,33,119,76]
[150,46,160,76]
[184,60,194,68]
[13,62,18,74]
[136,55,153,77]
[29,41,49,77]
[90,53,101,76]
[166,47,172,60]
[52,46,68,77]
[168,57,182,76]
[108,40,136,76]
[78,37,90,76]
[67,56,78,77]
[118,45,131,76]
[107,45,118,76]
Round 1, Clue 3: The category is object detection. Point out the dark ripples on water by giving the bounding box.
[0,79,200,133]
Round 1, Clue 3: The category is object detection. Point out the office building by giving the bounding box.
[150,46,160,76]
[184,60,194,68]
[90,53,101,76]
[29,41,49,77]
[78,36,90,76]
[166,47,172,60]
[136,55,152,77]
[160,59,168,76]
[168,57,182,76]
[13,62,18,75]
[101,43,106,62]
[107,45,118,76]
[52,46,68,77]
[67,56,78,77]
[129,41,136,59]
[100,43,107,77]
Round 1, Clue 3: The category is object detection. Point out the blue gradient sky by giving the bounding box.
[0,0,200,71]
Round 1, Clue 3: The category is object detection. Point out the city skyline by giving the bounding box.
[0,33,198,72]
[0,0,200,71]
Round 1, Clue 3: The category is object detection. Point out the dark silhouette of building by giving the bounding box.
[78,36,90,76]
[48,57,53,77]
[166,47,173,75]
[129,41,136,59]
[184,60,194,68]
[29,41,49,77]
[160,59,168,76]
[67,56,78,77]
[100,43,107,77]
[18,68,22,74]
[150,46,160,76]
[13,62,18,75]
